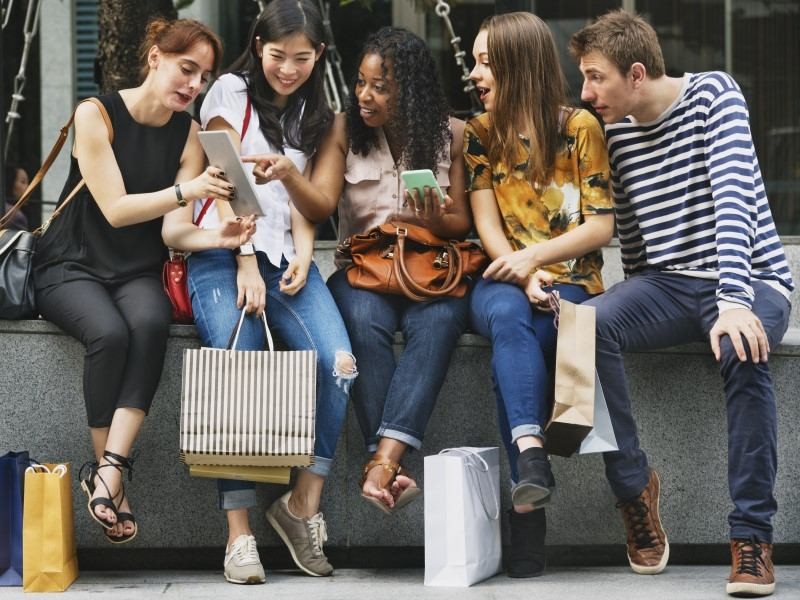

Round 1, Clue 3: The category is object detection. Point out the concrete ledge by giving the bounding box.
[3,233,799,563]
[2,314,800,562]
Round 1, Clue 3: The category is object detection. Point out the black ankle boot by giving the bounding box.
[507,507,546,578]
[511,447,555,507]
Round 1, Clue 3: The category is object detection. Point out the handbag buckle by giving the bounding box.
[395,226,407,237]
[433,249,450,269]
[335,237,352,259]
[380,244,395,259]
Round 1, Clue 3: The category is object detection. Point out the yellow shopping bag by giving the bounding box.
[22,463,79,592]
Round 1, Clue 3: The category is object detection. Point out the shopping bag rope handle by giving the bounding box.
[548,289,561,329]
[25,463,68,477]
[439,448,500,520]
[226,307,274,352]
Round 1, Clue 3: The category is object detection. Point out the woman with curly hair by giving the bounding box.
[465,13,614,577]
[246,26,472,514]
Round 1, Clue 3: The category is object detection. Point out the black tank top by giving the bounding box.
[34,92,192,289]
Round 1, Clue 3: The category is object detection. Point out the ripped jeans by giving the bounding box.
[187,249,356,510]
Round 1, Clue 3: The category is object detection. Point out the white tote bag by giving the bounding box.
[424,447,502,587]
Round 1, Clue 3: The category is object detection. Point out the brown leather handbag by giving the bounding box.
[340,221,488,301]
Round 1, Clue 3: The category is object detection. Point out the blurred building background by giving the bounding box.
[1,0,797,234]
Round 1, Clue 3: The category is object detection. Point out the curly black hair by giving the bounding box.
[346,27,451,174]
[226,0,332,155]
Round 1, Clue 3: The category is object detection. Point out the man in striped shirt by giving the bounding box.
[570,10,793,597]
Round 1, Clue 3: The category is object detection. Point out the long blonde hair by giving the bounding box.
[484,12,567,188]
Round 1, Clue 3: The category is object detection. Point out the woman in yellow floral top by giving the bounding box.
[465,12,614,578]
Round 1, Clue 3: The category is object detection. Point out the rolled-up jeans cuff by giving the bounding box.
[303,456,332,478]
[510,424,545,445]
[219,488,258,511]
[730,527,773,544]
[377,427,422,451]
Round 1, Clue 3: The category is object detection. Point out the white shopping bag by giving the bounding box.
[579,372,619,454]
[424,447,502,587]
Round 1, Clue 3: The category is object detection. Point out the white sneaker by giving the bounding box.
[223,534,266,584]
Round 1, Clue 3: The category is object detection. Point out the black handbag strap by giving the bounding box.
[0,97,113,234]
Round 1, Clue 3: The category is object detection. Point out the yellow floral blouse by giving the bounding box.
[464,108,613,294]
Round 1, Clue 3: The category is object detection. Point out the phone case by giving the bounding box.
[400,169,445,204]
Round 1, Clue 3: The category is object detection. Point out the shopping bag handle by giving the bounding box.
[439,448,500,520]
[226,308,274,352]
[25,463,68,477]
[548,289,561,328]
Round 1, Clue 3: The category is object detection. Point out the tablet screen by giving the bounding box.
[198,130,264,217]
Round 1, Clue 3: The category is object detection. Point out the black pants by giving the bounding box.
[36,276,172,427]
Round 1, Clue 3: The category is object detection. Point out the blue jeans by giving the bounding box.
[188,250,355,510]
[584,271,790,542]
[470,278,592,482]
[327,268,469,451]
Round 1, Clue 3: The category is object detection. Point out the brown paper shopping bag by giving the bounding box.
[544,296,597,457]
[22,463,79,592]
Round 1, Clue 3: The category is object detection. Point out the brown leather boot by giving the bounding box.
[615,469,669,574]
[726,536,775,597]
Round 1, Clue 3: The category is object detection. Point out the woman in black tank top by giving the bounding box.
[32,19,253,545]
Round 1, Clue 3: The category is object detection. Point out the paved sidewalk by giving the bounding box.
[2,567,799,599]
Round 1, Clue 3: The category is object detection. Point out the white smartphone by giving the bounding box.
[197,130,264,217]
[400,169,445,205]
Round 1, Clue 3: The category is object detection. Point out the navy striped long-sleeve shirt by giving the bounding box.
[606,71,794,311]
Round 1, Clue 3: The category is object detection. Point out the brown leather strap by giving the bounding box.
[394,268,429,302]
[393,231,463,299]
[1,98,113,234]
[359,453,409,491]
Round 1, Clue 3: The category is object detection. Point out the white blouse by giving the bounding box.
[198,73,309,267]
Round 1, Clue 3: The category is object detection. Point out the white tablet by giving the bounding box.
[197,130,264,217]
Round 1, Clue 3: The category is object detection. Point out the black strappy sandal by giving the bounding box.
[101,451,138,545]
[78,459,120,530]
[78,451,138,544]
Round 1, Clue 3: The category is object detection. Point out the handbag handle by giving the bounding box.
[393,227,464,299]
[0,97,113,234]
[439,448,500,521]
[226,307,275,352]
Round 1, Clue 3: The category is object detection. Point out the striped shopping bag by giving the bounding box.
[180,310,316,468]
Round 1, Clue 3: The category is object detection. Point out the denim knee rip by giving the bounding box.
[332,350,358,393]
